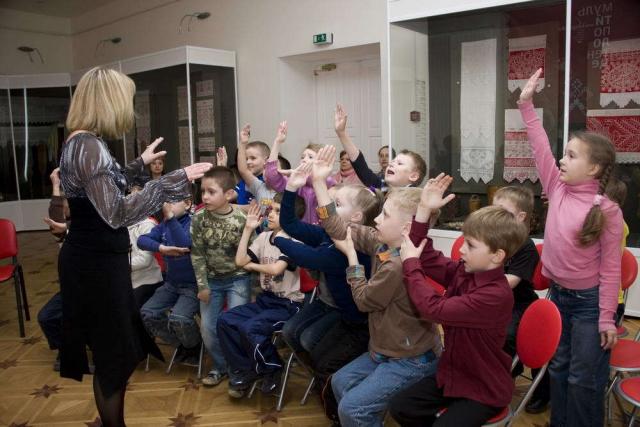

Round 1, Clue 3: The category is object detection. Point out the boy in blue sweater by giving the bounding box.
[276,163,382,388]
[138,198,201,363]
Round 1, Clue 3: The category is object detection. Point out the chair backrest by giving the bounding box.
[0,219,18,259]
[532,243,550,291]
[516,299,562,369]
[621,248,638,291]
[450,235,464,261]
[299,268,319,294]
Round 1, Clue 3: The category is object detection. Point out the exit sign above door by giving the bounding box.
[313,33,333,45]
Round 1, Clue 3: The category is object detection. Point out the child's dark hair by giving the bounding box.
[378,145,397,158]
[606,178,627,207]
[494,186,534,229]
[203,166,237,192]
[572,131,617,246]
[278,155,291,170]
[399,149,427,185]
[246,141,270,158]
[273,192,305,219]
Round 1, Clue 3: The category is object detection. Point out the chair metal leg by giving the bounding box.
[197,342,204,379]
[145,354,150,372]
[627,406,637,427]
[301,377,315,405]
[166,347,179,374]
[13,271,25,338]
[606,373,621,425]
[276,353,295,411]
[247,380,258,398]
[18,265,30,321]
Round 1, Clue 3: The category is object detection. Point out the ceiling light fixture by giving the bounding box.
[178,12,210,33]
[17,46,44,63]
[95,37,123,57]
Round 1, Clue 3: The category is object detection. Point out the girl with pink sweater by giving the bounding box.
[519,69,622,427]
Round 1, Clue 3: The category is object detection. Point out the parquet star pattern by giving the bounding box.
[0,231,635,426]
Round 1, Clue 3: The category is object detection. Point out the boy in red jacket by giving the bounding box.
[388,174,528,427]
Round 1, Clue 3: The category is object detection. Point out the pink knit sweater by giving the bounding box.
[519,100,623,332]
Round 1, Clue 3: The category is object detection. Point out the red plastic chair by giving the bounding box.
[0,219,30,337]
[606,248,639,422]
[614,375,640,426]
[617,249,638,336]
[437,299,562,426]
[532,243,550,298]
[450,235,464,261]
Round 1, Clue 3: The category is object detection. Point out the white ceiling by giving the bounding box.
[0,0,119,18]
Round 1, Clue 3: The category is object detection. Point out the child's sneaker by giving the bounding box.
[202,370,226,387]
[261,370,282,395]
[229,370,261,395]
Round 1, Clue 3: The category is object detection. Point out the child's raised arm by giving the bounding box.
[281,164,326,247]
[335,104,383,188]
[235,202,260,267]
[518,68,561,197]
[264,121,289,192]
[236,124,258,185]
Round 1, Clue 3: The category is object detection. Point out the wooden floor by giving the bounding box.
[0,231,636,426]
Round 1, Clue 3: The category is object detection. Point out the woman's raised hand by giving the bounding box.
[141,137,167,165]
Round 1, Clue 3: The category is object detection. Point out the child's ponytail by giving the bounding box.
[576,131,616,246]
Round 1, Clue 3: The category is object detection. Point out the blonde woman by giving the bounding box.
[58,67,211,426]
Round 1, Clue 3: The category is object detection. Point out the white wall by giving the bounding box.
[67,0,389,151]
[388,0,536,22]
[0,8,73,74]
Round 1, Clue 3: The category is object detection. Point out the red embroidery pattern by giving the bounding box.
[508,48,545,81]
[600,50,640,94]
[586,115,640,154]
[504,131,539,183]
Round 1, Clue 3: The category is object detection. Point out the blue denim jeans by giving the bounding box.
[281,298,341,352]
[140,281,201,349]
[332,350,439,427]
[549,283,610,427]
[200,275,251,374]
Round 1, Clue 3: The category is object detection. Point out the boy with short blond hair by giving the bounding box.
[312,145,441,427]
[191,166,252,386]
[236,123,273,205]
[388,174,529,426]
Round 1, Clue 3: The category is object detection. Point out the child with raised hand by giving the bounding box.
[264,120,335,224]
[334,103,426,190]
[388,174,528,426]
[276,161,381,389]
[518,69,623,427]
[217,197,305,398]
[313,144,441,427]
[236,124,274,205]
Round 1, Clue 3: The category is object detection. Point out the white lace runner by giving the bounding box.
[460,38,497,183]
[508,35,546,93]
[600,38,640,108]
[503,108,543,183]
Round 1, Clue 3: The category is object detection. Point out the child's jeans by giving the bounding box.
[549,282,610,427]
[281,298,341,352]
[140,281,200,348]
[332,350,438,427]
[200,274,251,374]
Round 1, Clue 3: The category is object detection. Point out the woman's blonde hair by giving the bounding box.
[66,67,136,139]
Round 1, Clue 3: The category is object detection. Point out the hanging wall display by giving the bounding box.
[198,136,215,152]
[508,35,546,93]
[178,126,191,167]
[503,108,543,183]
[196,98,215,134]
[177,85,189,121]
[587,109,640,164]
[460,38,497,183]
[196,79,214,97]
[599,38,640,108]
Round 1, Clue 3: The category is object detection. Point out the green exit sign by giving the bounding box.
[313,33,333,45]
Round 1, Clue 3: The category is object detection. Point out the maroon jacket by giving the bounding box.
[403,219,514,408]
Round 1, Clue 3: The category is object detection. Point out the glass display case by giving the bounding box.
[389,0,640,242]
[1,46,237,230]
